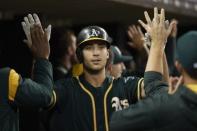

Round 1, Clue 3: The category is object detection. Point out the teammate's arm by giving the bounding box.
[138,8,175,95]
[9,14,54,107]
[8,60,53,108]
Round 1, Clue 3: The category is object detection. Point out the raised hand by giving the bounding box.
[127,25,145,51]
[170,19,178,38]
[30,24,50,59]
[168,76,183,94]
[21,14,51,48]
[138,7,175,49]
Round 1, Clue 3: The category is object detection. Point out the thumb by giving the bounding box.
[45,24,52,41]
[23,39,32,48]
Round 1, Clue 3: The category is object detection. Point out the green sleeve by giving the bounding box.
[15,58,53,108]
[110,94,160,131]
[144,71,168,96]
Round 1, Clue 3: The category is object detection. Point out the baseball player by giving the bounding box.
[110,7,197,131]
[44,26,167,131]
[20,14,167,131]
[0,19,53,131]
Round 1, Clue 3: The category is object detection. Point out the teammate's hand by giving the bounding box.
[127,25,145,51]
[168,76,183,94]
[138,7,175,49]
[21,13,51,48]
[30,24,50,59]
[170,19,178,38]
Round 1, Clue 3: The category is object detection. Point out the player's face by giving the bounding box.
[82,40,109,73]
[110,62,125,79]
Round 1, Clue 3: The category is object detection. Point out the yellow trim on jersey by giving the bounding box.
[186,84,197,94]
[137,78,144,101]
[48,90,57,110]
[76,77,97,131]
[104,78,114,131]
[8,69,20,101]
[72,64,83,77]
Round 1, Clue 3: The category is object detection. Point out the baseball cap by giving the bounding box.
[176,31,197,72]
[110,45,133,64]
[77,26,112,48]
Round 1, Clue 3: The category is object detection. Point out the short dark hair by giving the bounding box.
[51,27,75,58]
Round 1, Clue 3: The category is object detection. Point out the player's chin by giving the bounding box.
[91,65,104,71]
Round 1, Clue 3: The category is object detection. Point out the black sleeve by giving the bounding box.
[165,36,176,75]
[15,58,53,108]
[110,95,157,131]
[144,71,168,96]
[0,68,10,105]
[53,78,69,108]
[110,91,173,131]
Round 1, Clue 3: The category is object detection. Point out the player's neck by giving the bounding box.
[84,69,106,88]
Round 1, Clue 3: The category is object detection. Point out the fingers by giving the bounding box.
[128,25,138,35]
[21,21,26,28]
[24,17,30,27]
[153,7,159,23]
[127,29,133,39]
[167,20,175,36]
[22,13,52,45]
[175,76,183,89]
[137,26,144,36]
[168,76,183,94]
[138,20,147,31]
[30,25,37,45]
[160,8,165,25]
[33,13,41,25]
[132,25,138,33]
[28,14,35,27]
[144,11,151,25]
[21,21,29,35]
[165,20,169,29]
[154,7,158,19]
[45,24,52,41]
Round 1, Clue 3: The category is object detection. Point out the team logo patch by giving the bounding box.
[89,29,100,37]
[123,76,135,83]
[111,97,129,111]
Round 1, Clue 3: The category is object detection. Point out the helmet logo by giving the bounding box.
[89,29,100,37]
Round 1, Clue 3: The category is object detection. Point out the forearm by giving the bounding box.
[15,79,53,107]
[144,42,168,95]
[163,53,170,84]
[145,42,164,74]
[15,59,53,107]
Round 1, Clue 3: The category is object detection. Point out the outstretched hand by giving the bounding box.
[127,25,145,51]
[21,14,51,48]
[138,7,175,49]
[168,76,183,94]
[30,24,50,59]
